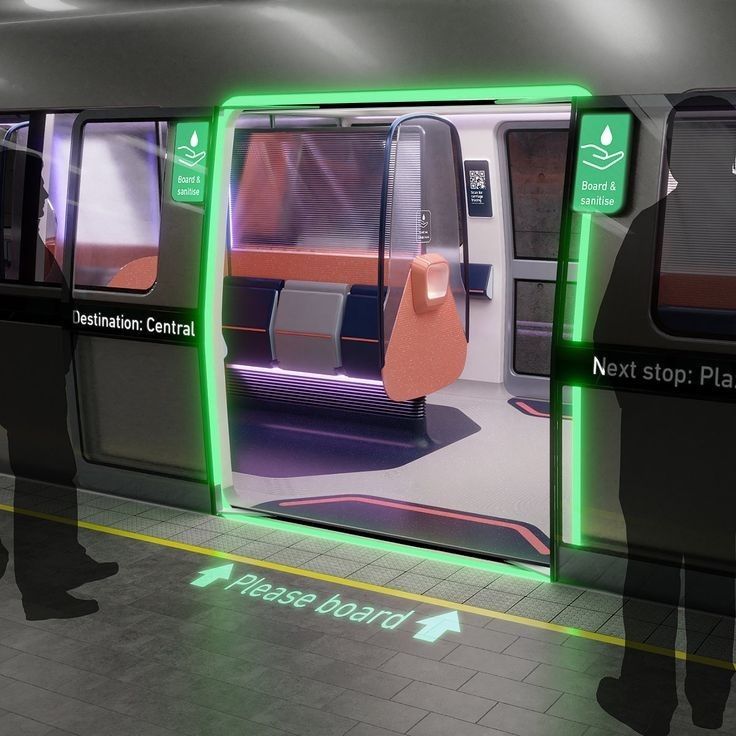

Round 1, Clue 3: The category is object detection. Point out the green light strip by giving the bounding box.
[202,108,232,502]
[571,213,593,342]
[568,213,594,545]
[570,386,583,546]
[570,208,593,547]
[222,511,549,582]
[221,84,591,110]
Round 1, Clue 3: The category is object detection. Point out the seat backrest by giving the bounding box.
[222,277,282,366]
[340,291,381,379]
[274,280,348,374]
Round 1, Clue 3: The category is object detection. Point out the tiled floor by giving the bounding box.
[1,474,735,662]
[0,475,734,734]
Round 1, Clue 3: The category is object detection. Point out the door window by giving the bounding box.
[507,129,568,260]
[655,110,736,338]
[0,117,28,281]
[74,121,165,292]
[506,128,568,383]
[0,114,73,285]
[514,280,556,376]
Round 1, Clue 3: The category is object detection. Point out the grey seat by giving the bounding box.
[274,280,349,374]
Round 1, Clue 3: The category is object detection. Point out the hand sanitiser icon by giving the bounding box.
[176,130,206,168]
[581,125,625,171]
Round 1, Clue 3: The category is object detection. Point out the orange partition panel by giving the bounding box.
[382,274,467,401]
[229,248,377,285]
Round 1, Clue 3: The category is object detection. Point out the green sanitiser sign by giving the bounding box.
[572,112,633,214]
[171,120,210,203]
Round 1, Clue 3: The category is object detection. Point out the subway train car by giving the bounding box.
[1,0,736,588]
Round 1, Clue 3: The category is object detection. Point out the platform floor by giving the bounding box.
[0,475,734,735]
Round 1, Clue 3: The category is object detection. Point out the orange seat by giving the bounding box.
[107,256,158,291]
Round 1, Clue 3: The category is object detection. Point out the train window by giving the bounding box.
[506,129,568,260]
[74,121,164,292]
[0,113,73,285]
[0,117,28,281]
[514,280,555,375]
[655,110,736,338]
[229,128,386,253]
[37,114,75,285]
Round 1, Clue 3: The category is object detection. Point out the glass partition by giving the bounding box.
[381,115,468,354]
[229,128,386,254]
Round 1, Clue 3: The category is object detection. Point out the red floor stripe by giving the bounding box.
[515,400,550,418]
[278,496,550,555]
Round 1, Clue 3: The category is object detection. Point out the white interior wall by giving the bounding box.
[444,113,506,384]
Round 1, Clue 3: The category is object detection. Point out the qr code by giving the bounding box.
[469,169,486,190]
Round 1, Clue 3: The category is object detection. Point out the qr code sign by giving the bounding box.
[469,169,486,190]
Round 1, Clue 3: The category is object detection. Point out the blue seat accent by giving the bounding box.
[223,278,279,366]
[350,284,386,299]
[340,293,381,379]
[237,276,285,292]
[467,263,492,299]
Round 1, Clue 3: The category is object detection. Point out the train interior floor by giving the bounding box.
[229,380,556,563]
[0,473,734,735]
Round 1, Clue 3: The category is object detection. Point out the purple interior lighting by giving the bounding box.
[227,362,384,386]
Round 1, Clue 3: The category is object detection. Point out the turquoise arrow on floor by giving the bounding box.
[191,563,234,588]
[413,610,461,643]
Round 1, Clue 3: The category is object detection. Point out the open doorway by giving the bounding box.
[216,101,571,566]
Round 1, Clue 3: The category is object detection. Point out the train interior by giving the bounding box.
[219,103,572,566]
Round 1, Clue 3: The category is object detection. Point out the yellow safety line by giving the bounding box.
[1,502,733,671]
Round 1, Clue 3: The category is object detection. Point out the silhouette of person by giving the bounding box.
[0,163,117,620]
[595,95,736,734]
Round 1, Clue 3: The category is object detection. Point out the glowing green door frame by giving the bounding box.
[200,83,591,569]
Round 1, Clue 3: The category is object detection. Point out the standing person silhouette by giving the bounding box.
[0,162,117,620]
[595,95,736,735]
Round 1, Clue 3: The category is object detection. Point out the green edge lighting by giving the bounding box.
[202,110,230,505]
[570,386,583,546]
[222,511,549,582]
[201,83,592,578]
[569,213,594,546]
[571,214,593,343]
[220,84,592,110]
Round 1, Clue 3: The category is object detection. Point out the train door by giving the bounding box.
[552,91,736,604]
[63,109,213,511]
[210,91,585,567]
